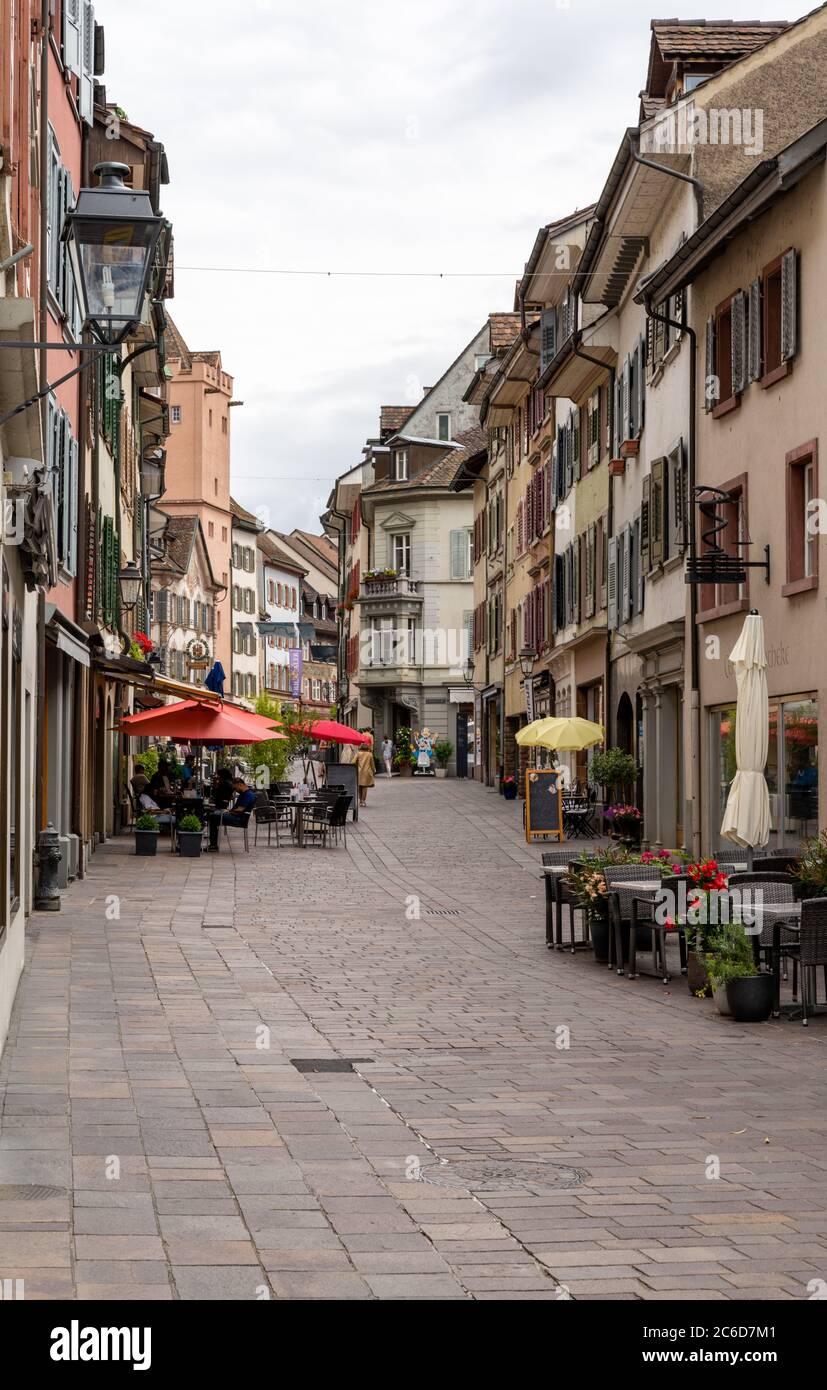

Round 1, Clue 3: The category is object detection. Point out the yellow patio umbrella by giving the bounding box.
[515,716,604,751]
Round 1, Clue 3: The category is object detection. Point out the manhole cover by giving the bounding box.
[0,1185,67,1201]
[419,1160,588,1194]
[290,1058,374,1073]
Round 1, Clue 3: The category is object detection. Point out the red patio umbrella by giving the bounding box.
[121,700,285,744]
[290,719,371,746]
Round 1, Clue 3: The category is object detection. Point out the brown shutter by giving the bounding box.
[641,473,651,574]
[704,315,716,411]
[781,249,798,361]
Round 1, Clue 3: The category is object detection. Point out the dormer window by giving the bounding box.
[394,449,409,481]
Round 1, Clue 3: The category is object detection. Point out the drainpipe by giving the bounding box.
[34,0,50,846]
[645,295,699,857]
[570,332,616,746]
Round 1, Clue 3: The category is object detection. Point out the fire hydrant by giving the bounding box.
[35,822,62,912]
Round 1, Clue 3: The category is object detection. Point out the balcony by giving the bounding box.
[358,573,424,619]
[361,574,422,599]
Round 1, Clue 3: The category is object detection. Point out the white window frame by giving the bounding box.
[437,412,451,442]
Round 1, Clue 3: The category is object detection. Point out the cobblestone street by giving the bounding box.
[2,776,827,1301]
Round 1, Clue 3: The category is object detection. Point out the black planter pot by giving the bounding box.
[726,974,774,1023]
[503,785,517,801]
[177,830,203,858]
[135,829,159,857]
[591,916,651,966]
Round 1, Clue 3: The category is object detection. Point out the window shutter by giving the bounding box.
[156,588,168,623]
[540,308,557,371]
[640,474,651,574]
[79,1,95,125]
[705,315,717,410]
[622,358,631,441]
[637,334,645,434]
[635,516,645,615]
[623,525,633,621]
[63,0,83,75]
[651,458,665,566]
[572,407,581,481]
[731,289,747,395]
[628,349,638,439]
[781,249,798,361]
[645,315,654,379]
[450,529,467,580]
[573,538,581,625]
[748,277,763,382]
[585,522,595,618]
[607,536,618,630]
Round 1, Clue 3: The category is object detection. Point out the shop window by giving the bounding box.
[713,697,818,848]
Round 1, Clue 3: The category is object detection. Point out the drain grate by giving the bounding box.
[419,1159,589,1195]
[290,1058,374,1073]
[0,1184,67,1201]
[423,908,461,918]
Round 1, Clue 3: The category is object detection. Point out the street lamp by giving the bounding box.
[63,162,165,346]
[117,560,144,614]
[519,647,537,679]
[139,445,166,498]
[463,655,476,689]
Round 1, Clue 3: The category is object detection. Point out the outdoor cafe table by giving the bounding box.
[604,878,802,1015]
[273,797,329,847]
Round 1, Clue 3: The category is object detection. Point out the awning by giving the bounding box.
[45,604,90,668]
[92,650,155,686]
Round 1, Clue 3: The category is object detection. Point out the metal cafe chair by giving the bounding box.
[252,791,280,848]
[727,872,798,987]
[540,851,595,952]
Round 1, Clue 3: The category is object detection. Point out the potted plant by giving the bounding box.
[603,803,642,846]
[678,859,731,995]
[726,965,774,1023]
[394,726,414,777]
[433,740,453,778]
[177,813,204,858]
[589,747,636,806]
[703,922,756,1015]
[135,813,160,856]
[794,829,827,898]
[502,774,518,801]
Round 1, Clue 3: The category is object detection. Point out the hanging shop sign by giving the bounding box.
[185,635,211,670]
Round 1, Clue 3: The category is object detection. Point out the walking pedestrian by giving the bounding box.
[382,736,393,777]
[355,740,375,808]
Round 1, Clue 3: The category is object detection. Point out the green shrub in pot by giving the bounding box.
[135,813,158,831]
[178,814,203,833]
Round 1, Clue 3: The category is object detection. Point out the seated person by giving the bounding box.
[181,754,197,790]
[207,777,256,851]
[211,766,235,809]
[138,791,174,829]
[148,758,175,803]
[131,762,150,797]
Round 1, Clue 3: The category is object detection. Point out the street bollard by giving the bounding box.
[34,822,62,912]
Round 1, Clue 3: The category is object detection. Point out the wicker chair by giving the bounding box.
[603,864,663,976]
[540,850,584,949]
[628,873,692,983]
[798,898,827,1026]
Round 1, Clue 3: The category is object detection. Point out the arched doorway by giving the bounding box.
[616,692,634,755]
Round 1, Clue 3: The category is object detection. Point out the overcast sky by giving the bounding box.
[101,0,803,531]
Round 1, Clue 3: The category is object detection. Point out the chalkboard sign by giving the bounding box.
[524,768,563,843]
[325,762,359,821]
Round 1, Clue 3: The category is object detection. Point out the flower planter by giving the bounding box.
[726,974,773,1023]
[590,914,611,963]
[177,829,204,858]
[686,950,712,997]
[502,784,517,801]
[434,768,447,779]
[135,829,159,857]
[619,438,639,459]
[713,984,731,1015]
[609,458,626,476]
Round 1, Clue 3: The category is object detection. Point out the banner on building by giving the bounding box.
[288,646,303,700]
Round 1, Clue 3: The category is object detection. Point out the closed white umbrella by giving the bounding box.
[720,609,770,860]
